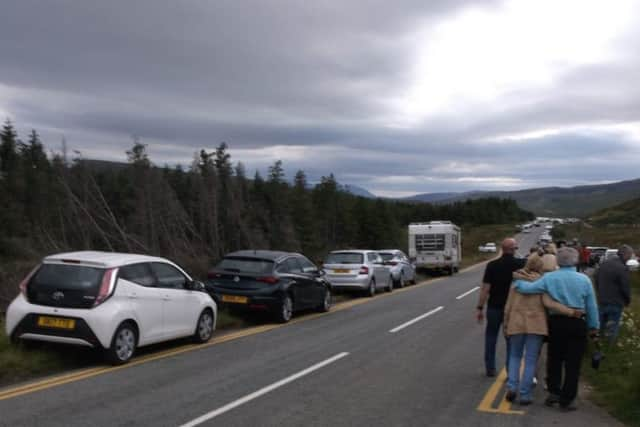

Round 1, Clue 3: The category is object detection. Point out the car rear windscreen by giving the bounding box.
[216,257,274,274]
[325,253,364,264]
[31,264,105,291]
[379,253,395,261]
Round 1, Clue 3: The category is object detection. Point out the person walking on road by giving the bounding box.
[515,247,600,411]
[504,254,583,405]
[476,238,526,377]
[595,245,634,344]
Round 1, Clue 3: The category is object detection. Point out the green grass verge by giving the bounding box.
[583,272,640,427]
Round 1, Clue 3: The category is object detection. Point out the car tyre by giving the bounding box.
[275,294,293,323]
[386,276,394,292]
[365,278,376,298]
[193,309,215,343]
[394,273,404,289]
[106,322,137,365]
[318,288,332,312]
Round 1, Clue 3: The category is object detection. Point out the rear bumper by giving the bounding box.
[326,276,369,290]
[208,289,282,312]
[10,313,103,348]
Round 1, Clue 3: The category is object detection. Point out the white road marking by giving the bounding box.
[179,352,350,427]
[456,286,480,300]
[389,306,444,333]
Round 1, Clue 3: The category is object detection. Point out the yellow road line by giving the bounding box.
[476,368,525,415]
[0,275,447,401]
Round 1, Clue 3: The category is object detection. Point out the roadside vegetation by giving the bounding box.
[459,224,516,269]
[554,215,640,426]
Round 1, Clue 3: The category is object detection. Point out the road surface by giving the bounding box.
[0,229,622,426]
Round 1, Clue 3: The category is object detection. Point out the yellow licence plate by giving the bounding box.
[37,316,76,330]
[333,269,350,273]
[221,295,248,304]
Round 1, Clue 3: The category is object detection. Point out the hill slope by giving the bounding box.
[406,178,640,217]
[589,197,640,226]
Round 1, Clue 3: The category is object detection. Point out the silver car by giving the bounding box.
[323,250,392,297]
[377,249,417,288]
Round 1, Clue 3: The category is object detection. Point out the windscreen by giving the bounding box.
[379,253,395,261]
[325,252,364,264]
[30,263,105,291]
[216,257,274,274]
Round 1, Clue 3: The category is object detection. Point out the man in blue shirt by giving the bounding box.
[516,247,599,411]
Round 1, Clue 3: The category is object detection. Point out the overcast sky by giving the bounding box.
[1,0,639,197]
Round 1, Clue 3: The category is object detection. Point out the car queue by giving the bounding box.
[5,246,418,365]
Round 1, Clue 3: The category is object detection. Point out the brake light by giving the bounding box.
[359,266,369,275]
[257,276,279,285]
[19,266,40,297]
[94,268,117,307]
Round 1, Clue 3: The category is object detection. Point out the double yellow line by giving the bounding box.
[0,274,450,402]
[476,368,525,415]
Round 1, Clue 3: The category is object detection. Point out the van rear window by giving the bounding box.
[416,234,445,251]
[325,253,364,264]
[31,264,105,291]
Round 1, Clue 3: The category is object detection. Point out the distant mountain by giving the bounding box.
[407,191,480,203]
[589,197,640,226]
[340,184,377,199]
[404,178,640,217]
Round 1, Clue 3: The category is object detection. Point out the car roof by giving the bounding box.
[224,250,300,262]
[43,251,172,268]
[330,249,374,254]
[377,249,402,253]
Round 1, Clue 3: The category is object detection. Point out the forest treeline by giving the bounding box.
[0,119,532,307]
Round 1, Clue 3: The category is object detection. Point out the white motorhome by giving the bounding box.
[408,221,461,274]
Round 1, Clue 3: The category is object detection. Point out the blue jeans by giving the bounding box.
[507,334,544,400]
[485,306,511,373]
[599,304,623,344]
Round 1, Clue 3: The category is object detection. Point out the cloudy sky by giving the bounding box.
[1,0,639,197]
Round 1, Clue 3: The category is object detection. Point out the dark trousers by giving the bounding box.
[485,306,510,373]
[547,316,587,406]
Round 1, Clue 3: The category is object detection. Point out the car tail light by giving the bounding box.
[359,266,369,275]
[94,268,117,307]
[19,265,40,297]
[257,276,279,285]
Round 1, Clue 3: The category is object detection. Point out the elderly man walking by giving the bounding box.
[596,245,634,343]
[515,247,599,411]
[476,238,526,377]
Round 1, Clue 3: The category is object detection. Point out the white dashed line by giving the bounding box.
[456,286,480,300]
[389,306,444,333]
[179,352,350,427]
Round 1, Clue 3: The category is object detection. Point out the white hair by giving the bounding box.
[557,247,579,267]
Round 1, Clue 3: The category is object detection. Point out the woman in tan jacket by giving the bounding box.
[504,254,581,404]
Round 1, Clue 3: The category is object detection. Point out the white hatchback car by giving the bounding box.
[5,251,217,364]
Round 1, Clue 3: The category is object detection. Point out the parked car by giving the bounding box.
[5,251,216,364]
[602,249,619,264]
[323,250,392,296]
[478,243,497,253]
[627,258,639,272]
[205,250,331,323]
[587,246,608,266]
[377,249,417,288]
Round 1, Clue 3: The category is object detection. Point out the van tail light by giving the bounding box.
[19,266,40,297]
[257,276,279,285]
[359,266,369,275]
[94,268,117,307]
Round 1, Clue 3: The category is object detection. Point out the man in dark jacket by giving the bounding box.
[595,245,633,343]
[476,238,526,376]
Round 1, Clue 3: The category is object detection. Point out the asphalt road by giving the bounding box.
[0,229,623,427]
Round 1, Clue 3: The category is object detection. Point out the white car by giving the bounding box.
[5,251,217,364]
[323,250,392,296]
[377,249,417,288]
[478,243,497,253]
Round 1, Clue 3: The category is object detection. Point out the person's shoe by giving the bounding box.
[486,369,497,377]
[559,403,577,412]
[544,394,560,407]
[505,390,517,402]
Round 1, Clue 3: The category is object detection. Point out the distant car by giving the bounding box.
[377,249,417,288]
[323,250,392,296]
[205,250,331,323]
[602,249,619,264]
[5,251,217,364]
[478,243,497,253]
[627,259,639,272]
[545,225,553,231]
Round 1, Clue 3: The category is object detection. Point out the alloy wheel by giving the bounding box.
[115,327,135,362]
[198,312,214,341]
